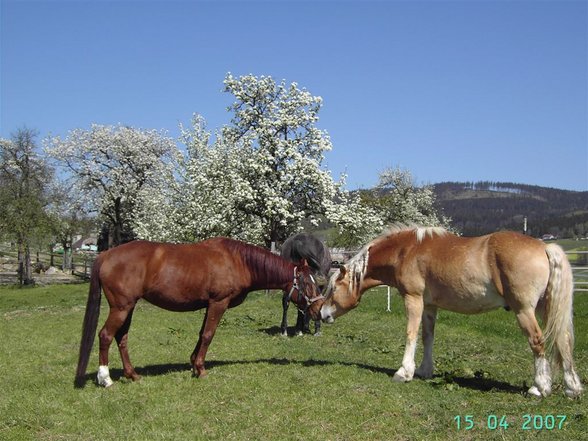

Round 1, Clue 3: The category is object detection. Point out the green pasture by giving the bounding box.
[0,284,586,440]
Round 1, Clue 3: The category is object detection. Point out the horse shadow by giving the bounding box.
[261,325,319,337]
[78,358,524,394]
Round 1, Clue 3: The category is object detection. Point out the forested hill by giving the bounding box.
[432,182,588,238]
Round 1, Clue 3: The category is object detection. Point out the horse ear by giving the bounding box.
[337,265,347,279]
[300,258,309,268]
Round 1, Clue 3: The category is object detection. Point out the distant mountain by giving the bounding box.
[433,181,588,238]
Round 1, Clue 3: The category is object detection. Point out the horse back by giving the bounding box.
[282,233,331,277]
[97,239,252,311]
[418,231,549,310]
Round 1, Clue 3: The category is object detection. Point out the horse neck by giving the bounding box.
[239,245,295,290]
[358,233,410,293]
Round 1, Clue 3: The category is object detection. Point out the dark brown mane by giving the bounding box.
[220,238,294,289]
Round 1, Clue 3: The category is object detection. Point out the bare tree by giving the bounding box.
[0,128,53,285]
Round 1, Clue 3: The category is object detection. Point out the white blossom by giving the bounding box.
[45,124,180,245]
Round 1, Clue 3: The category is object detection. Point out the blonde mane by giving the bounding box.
[371,224,448,246]
[327,225,448,297]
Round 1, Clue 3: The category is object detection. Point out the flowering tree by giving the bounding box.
[45,125,179,248]
[220,73,344,246]
[365,166,450,228]
[47,186,96,270]
[136,75,363,247]
[112,76,446,250]
[324,191,385,248]
[133,115,264,243]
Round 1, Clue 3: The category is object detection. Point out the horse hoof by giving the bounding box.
[565,388,582,399]
[281,331,288,337]
[295,331,303,337]
[124,372,141,382]
[392,370,411,383]
[97,366,114,388]
[527,386,543,398]
[100,378,114,388]
[313,332,322,337]
[415,369,433,379]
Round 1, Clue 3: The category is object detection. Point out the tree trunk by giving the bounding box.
[113,197,123,247]
[17,238,34,286]
[62,244,72,271]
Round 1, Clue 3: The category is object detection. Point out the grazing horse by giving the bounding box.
[309,225,583,398]
[75,237,320,388]
[280,233,331,336]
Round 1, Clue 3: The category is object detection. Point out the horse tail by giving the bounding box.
[542,244,575,370]
[74,255,103,388]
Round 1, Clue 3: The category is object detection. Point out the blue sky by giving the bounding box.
[2,0,587,191]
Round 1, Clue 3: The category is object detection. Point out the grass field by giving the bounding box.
[0,284,586,440]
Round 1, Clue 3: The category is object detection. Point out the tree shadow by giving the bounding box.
[77,359,525,394]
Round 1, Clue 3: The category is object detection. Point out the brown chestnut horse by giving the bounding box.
[75,237,321,388]
[310,225,583,398]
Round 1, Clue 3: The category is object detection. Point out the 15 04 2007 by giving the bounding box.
[454,415,568,431]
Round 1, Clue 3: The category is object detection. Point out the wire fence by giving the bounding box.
[0,245,96,284]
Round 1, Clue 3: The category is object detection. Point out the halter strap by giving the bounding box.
[285,267,299,303]
[288,266,324,312]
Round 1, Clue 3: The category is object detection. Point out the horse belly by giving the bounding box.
[143,290,209,312]
[426,281,506,314]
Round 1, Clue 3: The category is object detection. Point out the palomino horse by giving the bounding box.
[280,232,331,336]
[75,237,321,388]
[309,225,583,398]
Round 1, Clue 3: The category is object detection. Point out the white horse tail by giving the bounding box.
[543,244,583,397]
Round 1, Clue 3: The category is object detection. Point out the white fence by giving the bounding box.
[567,250,588,293]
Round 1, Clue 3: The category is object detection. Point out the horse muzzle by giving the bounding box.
[320,304,335,323]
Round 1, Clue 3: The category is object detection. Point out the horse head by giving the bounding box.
[311,258,365,323]
[289,259,324,313]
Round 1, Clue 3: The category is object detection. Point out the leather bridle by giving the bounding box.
[287,267,325,313]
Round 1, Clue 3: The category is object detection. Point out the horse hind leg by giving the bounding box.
[97,307,134,387]
[515,308,552,397]
[115,307,140,382]
[415,305,437,379]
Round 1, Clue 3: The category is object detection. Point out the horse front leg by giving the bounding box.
[393,294,424,383]
[280,291,289,336]
[296,310,306,336]
[191,299,229,378]
[313,318,321,336]
[115,307,140,382]
[415,305,437,379]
